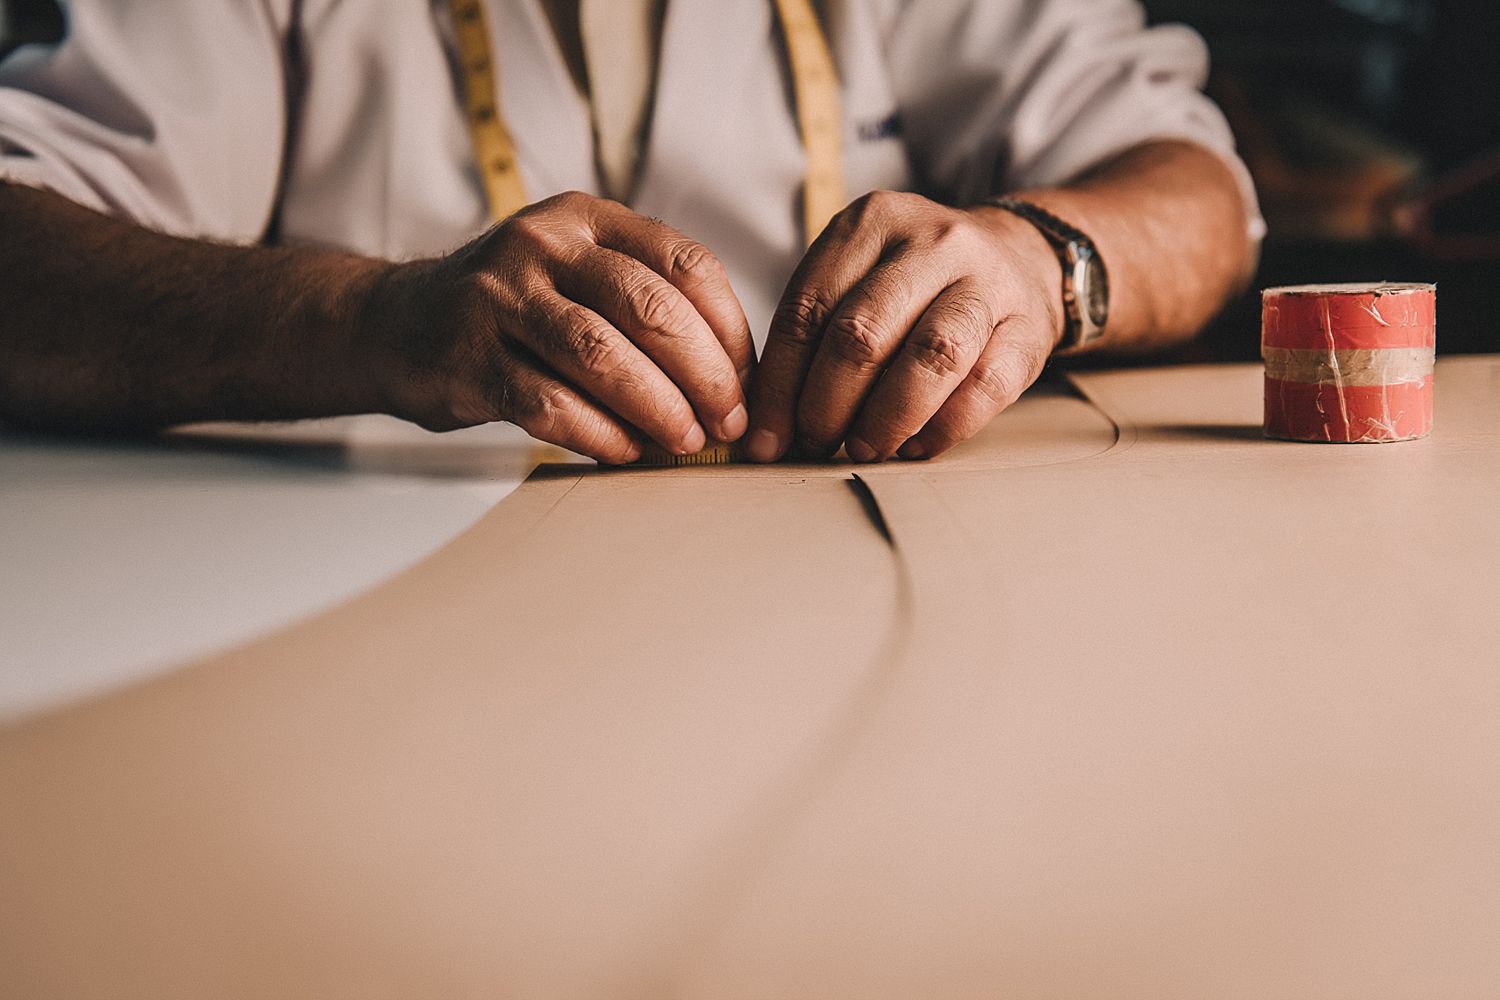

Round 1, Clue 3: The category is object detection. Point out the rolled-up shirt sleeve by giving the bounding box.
[0,0,290,242]
[880,0,1265,243]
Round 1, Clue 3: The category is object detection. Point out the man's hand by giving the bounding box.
[746,191,1065,463]
[362,191,754,464]
[0,144,1244,444]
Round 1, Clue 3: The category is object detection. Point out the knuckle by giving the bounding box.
[1008,324,1052,376]
[516,191,597,239]
[504,213,549,244]
[465,266,524,310]
[836,189,930,239]
[521,384,574,437]
[908,327,970,379]
[664,239,720,283]
[498,376,547,428]
[926,217,969,250]
[969,362,1016,407]
[561,318,620,374]
[630,280,685,334]
[842,190,884,228]
[971,344,1042,409]
[497,220,580,268]
[403,377,480,433]
[491,368,523,421]
[859,189,913,219]
[535,383,572,422]
[449,269,498,316]
[772,291,835,344]
[545,189,593,212]
[825,312,887,370]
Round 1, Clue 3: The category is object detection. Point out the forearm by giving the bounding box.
[985,140,1255,354]
[0,183,386,432]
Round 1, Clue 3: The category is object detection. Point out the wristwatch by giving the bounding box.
[983,196,1109,352]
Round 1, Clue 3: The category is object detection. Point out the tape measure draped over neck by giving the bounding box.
[447,0,846,247]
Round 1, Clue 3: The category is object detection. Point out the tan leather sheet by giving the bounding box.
[791,356,1498,998]
[2,364,1496,997]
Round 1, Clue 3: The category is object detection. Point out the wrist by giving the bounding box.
[967,204,1068,350]
[348,257,437,421]
[218,248,396,422]
[974,195,1115,354]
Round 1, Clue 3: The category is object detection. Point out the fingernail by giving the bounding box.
[678,423,707,455]
[897,439,927,460]
[845,438,877,463]
[747,428,781,462]
[718,403,748,441]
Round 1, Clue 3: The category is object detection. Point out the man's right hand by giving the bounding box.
[360,191,755,464]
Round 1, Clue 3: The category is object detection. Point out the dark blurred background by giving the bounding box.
[3,0,1496,358]
[1147,0,1500,360]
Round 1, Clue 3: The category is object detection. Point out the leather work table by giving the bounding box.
[3,358,1498,998]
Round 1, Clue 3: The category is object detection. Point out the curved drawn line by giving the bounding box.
[1063,372,1137,457]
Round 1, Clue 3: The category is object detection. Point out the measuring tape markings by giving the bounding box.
[449,0,530,220]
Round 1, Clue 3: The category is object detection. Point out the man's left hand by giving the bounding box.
[746,191,1066,463]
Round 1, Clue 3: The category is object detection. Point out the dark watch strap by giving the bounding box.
[981,196,1108,351]
[984,197,1090,249]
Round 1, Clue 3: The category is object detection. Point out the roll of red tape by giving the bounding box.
[1262,282,1436,443]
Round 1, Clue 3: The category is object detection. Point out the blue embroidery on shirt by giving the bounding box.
[856,113,902,142]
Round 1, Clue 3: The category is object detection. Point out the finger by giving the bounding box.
[746,204,887,462]
[897,317,1053,461]
[793,253,949,456]
[491,343,643,464]
[557,245,747,442]
[518,289,706,455]
[592,207,756,391]
[843,280,994,462]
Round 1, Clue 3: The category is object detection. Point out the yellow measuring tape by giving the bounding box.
[448,0,845,464]
[771,0,846,243]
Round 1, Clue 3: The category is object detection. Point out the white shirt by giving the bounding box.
[0,0,1263,343]
[571,0,664,201]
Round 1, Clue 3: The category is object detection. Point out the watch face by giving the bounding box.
[1083,254,1109,328]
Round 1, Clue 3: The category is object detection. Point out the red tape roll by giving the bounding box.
[1261,283,1436,443]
